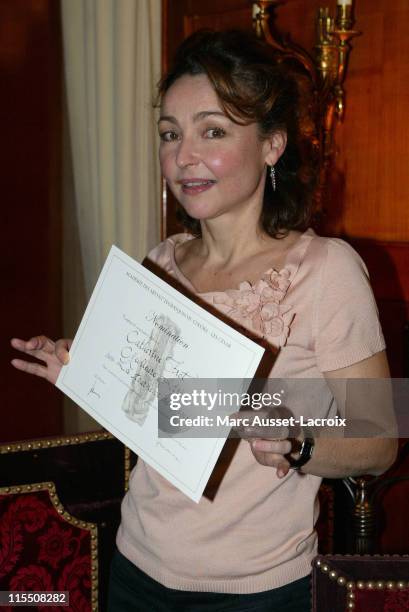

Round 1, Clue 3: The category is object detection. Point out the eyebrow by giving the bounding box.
[157,110,227,124]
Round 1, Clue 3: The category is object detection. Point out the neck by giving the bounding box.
[195,164,275,263]
[199,216,270,265]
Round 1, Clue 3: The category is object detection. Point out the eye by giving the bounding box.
[205,127,226,139]
[159,130,179,143]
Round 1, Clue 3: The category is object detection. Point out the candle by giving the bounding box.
[337,0,353,5]
[252,3,261,19]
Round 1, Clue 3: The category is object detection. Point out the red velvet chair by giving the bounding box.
[312,554,409,611]
[0,431,132,611]
[0,483,96,610]
[312,441,409,611]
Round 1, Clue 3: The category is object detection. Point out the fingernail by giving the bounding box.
[63,353,70,365]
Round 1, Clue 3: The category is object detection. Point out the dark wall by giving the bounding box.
[1,0,63,442]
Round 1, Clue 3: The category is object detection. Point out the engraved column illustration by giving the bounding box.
[122,314,180,425]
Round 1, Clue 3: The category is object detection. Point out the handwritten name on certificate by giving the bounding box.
[56,246,264,502]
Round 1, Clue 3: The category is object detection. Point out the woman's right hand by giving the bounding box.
[10,336,73,385]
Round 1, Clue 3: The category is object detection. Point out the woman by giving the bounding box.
[11,30,397,611]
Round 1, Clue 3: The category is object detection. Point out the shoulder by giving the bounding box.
[325,237,368,271]
[308,233,370,285]
[309,234,376,314]
[310,236,385,371]
[145,233,194,267]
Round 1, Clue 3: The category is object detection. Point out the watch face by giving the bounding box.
[303,438,315,458]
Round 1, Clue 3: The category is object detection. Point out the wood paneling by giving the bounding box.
[273,0,409,242]
[163,0,409,242]
[1,0,63,442]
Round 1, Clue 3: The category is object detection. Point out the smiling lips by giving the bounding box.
[179,178,217,195]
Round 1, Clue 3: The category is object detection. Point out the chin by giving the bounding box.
[179,203,218,221]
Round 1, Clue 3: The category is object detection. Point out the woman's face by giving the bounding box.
[158,74,276,224]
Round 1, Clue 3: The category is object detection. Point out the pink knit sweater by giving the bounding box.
[116,229,385,593]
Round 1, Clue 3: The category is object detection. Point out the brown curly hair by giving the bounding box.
[156,29,318,238]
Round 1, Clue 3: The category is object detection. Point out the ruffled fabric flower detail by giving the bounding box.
[217,281,264,319]
[261,268,291,302]
[260,301,293,347]
[213,268,294,347]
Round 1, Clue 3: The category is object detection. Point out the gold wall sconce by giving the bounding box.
[252,0,360,211]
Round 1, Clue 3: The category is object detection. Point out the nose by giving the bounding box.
[175,136,200,169]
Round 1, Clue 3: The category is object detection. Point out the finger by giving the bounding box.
[230,411,290,439]
[26,335,55,352]
[251,439,292,455]
[230,412,289,441]
[252,450,287,468]
[243,426,289,440]
[253,452,291,474]
[277,461,291,479]
[10,338,26,350]
[11,336,55,354]
[55,339,71,365]
[10,337,36,352]
[11,340,58,368]
[11,358,50,380]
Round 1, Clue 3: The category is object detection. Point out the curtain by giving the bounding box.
[61,0,162,432]
[61,0,162,296]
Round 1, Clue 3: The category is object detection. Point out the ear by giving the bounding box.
[263,130,287,167]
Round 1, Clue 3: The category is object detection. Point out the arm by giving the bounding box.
[251,351,398,478]
[293,351,397,477]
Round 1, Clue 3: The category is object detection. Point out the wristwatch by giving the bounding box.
[287,437,315,470]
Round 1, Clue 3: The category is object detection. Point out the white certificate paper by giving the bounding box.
[56,246,264,502]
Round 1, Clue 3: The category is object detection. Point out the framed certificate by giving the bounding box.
[57,246,264,501]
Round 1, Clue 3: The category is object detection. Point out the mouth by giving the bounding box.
[178,179,217,195]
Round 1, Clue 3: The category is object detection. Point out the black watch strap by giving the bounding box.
[287,437,315,470]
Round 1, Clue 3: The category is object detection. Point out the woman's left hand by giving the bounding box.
[231,410,295,478]
[249,438,292,478]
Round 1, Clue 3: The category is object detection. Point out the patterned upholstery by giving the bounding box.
[0,432,131,611]
[355,587,409,611]
[0,485,95,611]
